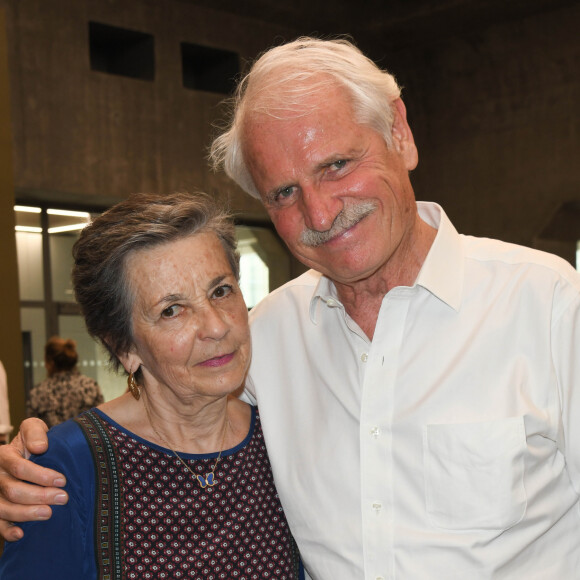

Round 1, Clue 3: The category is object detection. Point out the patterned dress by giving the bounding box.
[0,406,304,579]
[26,369,104,427]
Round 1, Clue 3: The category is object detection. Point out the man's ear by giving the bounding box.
[391,98,418,171]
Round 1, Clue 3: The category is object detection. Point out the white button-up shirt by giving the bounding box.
[246,202,580,579]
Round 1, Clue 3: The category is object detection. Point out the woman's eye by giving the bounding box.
[212,284,233,299]
[161,305,180,318]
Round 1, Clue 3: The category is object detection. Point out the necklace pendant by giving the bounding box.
[197,472,216,488]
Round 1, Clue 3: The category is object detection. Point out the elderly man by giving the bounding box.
[1,38,579,579]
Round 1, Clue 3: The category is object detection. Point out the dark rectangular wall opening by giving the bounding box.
[181,43,239,94]
[89,22,155,81]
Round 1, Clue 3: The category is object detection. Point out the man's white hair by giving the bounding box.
[209,37,402,198]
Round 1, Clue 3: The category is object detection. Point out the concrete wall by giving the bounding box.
[386,2,580,261]
[0,0,578,424]
[0,7,24,431]
[0,0,304,426]
[1,0,300,218]
[2,0,577,246]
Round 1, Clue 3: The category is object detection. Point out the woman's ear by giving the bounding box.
[118,350,142,375]
[107,337,141,375]
[390,98,418,171]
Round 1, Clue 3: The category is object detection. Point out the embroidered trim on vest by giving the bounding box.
[75,411,123,580]
[291,533,303,579]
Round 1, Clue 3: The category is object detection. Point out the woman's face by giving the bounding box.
[122,232,250,401]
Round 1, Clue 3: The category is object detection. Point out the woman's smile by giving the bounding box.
[198,351,236,367]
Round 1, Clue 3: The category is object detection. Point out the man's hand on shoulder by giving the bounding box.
[0,418,68,541]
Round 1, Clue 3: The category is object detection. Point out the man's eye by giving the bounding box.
[212,284,233,299]
[272,186,296,205]
[280,186,294,196]
[330,159,348,170]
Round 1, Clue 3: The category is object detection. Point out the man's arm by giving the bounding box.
[0,418,68,541]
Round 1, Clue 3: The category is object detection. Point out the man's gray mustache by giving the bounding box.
[300,201,378,247]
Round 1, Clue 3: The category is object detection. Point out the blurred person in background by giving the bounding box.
[0,362,12,445]
[27,337,104,428]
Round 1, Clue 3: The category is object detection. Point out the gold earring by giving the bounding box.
[127,371,141,400]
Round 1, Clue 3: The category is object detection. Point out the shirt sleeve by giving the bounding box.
[552,281,580,494]
[0,419,96,579]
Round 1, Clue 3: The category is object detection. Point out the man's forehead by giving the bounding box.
[243,78,353,125]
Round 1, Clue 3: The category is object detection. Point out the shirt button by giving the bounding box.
[372,501,382,513]
[370,426,381,439]
[376,576,385,580]
[326,298,339,307]
[361,352,368,362]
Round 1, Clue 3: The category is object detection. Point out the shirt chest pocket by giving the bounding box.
[423,416,527,531]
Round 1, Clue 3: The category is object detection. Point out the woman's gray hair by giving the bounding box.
[209,36,402,198]
[72,191,239,377]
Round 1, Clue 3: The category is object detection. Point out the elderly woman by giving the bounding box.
[0,192,303,579]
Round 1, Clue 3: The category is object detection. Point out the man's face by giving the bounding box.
[242,84,419,286]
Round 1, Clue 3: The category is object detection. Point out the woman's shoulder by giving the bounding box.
[46,415,89,446]
[44,414,91,445]
[30,414,96,485]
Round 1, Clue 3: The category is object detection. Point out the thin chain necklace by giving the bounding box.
[142,397,228,489]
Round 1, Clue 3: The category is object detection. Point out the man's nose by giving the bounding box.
[300,184,342,232]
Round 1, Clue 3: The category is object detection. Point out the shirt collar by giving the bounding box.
[414,202,464,311]
[309,201,464,322]
[309,274,341,323]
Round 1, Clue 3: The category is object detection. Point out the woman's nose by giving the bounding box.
[197,305,229,341]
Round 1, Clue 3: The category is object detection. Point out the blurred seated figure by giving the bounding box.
[0,361,12,444]
[27,337,104,428]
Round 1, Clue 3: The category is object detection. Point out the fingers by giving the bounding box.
[0,469,68,541]
[0,520,25,542]
[0,468,68,505]
[0,494,56,541]
[19,418,51,457]
[0,438,66,488]
[0,422,68,541]
[0,501,52,542]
